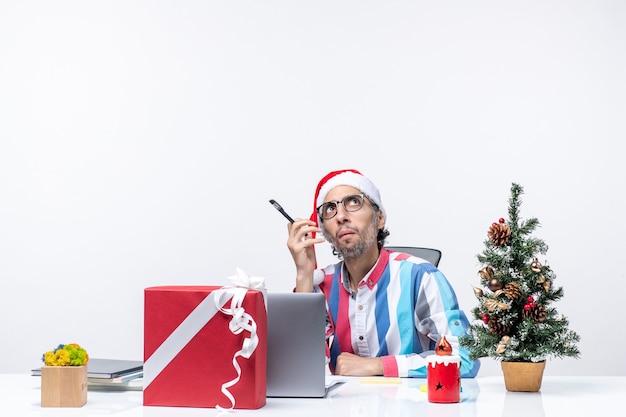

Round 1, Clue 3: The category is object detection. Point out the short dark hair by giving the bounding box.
[373,203,390,249]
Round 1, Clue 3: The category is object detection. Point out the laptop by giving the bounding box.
[266,292,328,398]
[32,358,143,381]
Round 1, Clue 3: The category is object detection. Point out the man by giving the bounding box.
[286,169,480,378]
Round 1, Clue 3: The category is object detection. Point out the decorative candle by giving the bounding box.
[426,335,461,403]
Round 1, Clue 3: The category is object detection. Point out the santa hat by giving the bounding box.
[309,169,386,230]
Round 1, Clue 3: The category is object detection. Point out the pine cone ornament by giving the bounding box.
[487,315,511,335]
[488,222,511,246]
[523,304,547,322]
[503,282,521,300]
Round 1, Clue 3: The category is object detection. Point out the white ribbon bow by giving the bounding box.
[227,267,267,291]
[214,268,266,411]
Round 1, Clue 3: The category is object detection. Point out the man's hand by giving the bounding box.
[334,352,384,376]
[287,219,324,292]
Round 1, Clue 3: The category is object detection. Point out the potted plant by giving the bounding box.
[40,343,89,407]
[459,183,580,392]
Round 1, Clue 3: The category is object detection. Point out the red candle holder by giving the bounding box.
[426,355,461,403]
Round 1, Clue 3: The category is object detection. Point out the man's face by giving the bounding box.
[320,185,384,260]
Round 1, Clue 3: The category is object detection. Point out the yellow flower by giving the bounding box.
[43,351,55,366]
[55,349,71,366]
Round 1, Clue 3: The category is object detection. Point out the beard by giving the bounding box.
[323,213,379,260]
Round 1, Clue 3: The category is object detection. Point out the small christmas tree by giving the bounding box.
[460,183,580,363]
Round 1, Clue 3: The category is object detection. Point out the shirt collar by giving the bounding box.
[340,247,390,292]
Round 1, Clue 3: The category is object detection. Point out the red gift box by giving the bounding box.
[143,285,267,409]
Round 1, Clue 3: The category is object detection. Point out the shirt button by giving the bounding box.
[368,280,373,286]
[358,305,364,311]
[359,336,364,341]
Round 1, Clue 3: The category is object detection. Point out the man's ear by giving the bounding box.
[377,211,385,230]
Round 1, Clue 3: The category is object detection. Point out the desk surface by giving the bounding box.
[2,374,622,416]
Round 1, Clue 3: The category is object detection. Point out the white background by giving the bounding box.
[1,1,624,376]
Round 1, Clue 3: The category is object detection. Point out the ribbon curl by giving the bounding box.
[214,268,266,410]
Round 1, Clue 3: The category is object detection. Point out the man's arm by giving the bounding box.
[334,352,384,376]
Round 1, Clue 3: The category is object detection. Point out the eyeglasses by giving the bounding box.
[317,193,367,220]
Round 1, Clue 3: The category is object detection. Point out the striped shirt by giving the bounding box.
[313,248,480,378]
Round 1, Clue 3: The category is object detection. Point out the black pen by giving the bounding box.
[269,199,295,223]
[269,199,312,239]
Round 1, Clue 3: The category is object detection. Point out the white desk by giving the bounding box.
[2,374,621,416]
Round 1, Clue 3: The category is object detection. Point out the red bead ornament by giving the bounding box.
[482,313,489,324]
[499,218,505,223]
